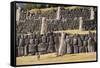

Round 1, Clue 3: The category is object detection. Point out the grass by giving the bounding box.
[16,52,96,65]
[54,29,96,35]
[29,6,82,13]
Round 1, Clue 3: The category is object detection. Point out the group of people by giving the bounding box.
[16,32,97,57]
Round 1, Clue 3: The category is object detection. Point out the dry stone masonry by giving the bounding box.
[16,6,97,57]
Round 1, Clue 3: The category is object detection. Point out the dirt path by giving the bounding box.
[16,52,96,65]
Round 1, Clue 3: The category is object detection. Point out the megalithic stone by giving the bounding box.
[58,32,65,56]
[90,7,94,20]
[79,17,83,31]
[26,10,29,20]
[16,6,21,25]
[56,6,61,20]
[40,17,47,35]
